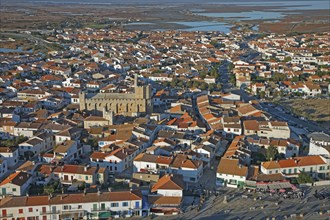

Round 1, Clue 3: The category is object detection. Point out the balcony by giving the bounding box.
[61,209,85,214]
[40,211,61,215]
[91,207,111,212]
[0,214,14,219]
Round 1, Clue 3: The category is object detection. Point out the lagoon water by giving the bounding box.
[175,21,232,33]
[19,0,329,8]
[125,21,233,33]
[0,47,32,53]
[12,0,328,33]
[197,11,300,21]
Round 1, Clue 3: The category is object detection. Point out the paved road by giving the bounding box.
[259,102,326,134]
[186,186,330,220]
[218,59,327,136]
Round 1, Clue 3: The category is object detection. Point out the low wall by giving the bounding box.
[299,180,330,187]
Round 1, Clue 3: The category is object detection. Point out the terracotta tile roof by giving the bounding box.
[0,172,31,186]
[270,121,288,127]
[90,151,108,160]
[243,120,259,131]
[151,174,185,192]
[237,104,259,116]
[171,154,202,169]
[217,158,248,177]
[262,155,327,170]
[261,159,280,169]
[53,164,97,175]
[148,196,182,206]
[0,190,142,208]
[134,153,173,165]
[295,155,327,166]
[38,165,55,175]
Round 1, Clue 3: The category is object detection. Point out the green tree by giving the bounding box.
[1,135,28,147]
[186,81,193,88]
[78,182,86,190]
[171,77,179,88]
[16,135,28,144]
[200,71,207,79]
[227,63,235,72]
[266,145,279,161]
[200,82,208,91]
[177,80,184,88]
[229,74,236,85]
[43,184,55,195]
[193,81,200,88]
[283,57,292,62]
[255,152,266,162]
[272,72,286,83]
[87,138,99,149]
[297,172,314,184]
[259,91,266,99]
[210,40,218,47]
[208,83,216,92]
[291,76,299,82]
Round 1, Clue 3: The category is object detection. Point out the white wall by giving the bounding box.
[216,172,246,188]
[133,161,157,172]
[157,189,182,197]
[309,142,330,157]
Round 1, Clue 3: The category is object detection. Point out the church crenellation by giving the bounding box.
[79,75,153,116]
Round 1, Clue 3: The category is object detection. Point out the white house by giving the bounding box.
[53,164,107,185]
[90,146,139,174]
[169,154,203,183]
[18,137,45,157]
[216,158,248,188]
[0,190,143,219]
[0,147,19,168]
[18,132,55,156]
[0,159,8,179]
[55,127,81,144]
[261,155,329,179]
[133,153,172,173]
[0,171,32,196]
[53,140,82,163]
[246,137,300,158]
[308,132,330,157]
[151,174,185,197]
[14,122,42,137]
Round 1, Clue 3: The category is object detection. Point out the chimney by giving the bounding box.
[84,166,88,172]
[108,187,112,192]
[83,188,87,196]
[97,189,101,196]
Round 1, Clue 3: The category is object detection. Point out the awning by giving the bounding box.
[99,212,111,218]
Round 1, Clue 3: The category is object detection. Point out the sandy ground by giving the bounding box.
[282,98,330,131]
